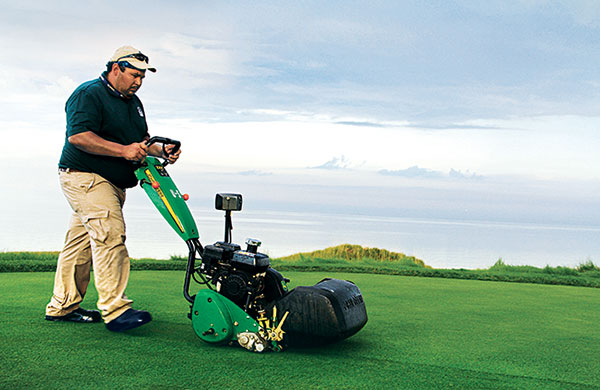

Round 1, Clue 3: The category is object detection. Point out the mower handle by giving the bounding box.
[145,136,181,165]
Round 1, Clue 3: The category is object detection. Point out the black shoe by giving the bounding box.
[45,307,102,323]
[106,309,152,332]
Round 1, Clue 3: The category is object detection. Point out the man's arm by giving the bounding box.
[68,131,148,161]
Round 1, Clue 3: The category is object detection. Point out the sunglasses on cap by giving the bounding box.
[116,52,149,64]
[117,61,143,73]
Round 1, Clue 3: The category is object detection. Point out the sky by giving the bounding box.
[1,1,599,265]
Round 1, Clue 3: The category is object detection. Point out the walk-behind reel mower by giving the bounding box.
[135,137,368,352]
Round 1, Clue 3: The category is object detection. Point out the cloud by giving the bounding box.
[235,108,322,122]
[460,1,600,28]
[379,166,483,180]
[406,121,504,131]
[562,0,600,28]
[334,120,389,128]
[379,166,445,179]
[1,2,600,183]
[449,169,484,180]
[155,33,242,77]
[3,1,600,126]
[310,156,352,170]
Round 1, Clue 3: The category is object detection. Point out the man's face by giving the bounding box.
[114,66,146,97]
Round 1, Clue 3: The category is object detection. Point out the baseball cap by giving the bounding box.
[109,45,156,72]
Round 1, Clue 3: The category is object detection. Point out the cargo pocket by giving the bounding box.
[83,210,110,243]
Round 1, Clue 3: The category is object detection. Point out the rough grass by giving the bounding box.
[279,243,428,267]
[1,246,599,288]
[1,271,599,389]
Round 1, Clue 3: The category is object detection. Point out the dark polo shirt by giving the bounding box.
[59,72,149,189]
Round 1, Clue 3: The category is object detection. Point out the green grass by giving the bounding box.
[1,271,599,389]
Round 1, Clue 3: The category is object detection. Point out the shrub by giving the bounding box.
[0,251,59,261]
[577,260,599,273]
[543,265,579,276]
[490,258,506,269]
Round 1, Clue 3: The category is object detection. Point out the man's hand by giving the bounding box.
[163,144,181,164]
[146,142,182,164]
[122,142,149,161]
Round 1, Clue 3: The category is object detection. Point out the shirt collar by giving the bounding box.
[100,71,129,99]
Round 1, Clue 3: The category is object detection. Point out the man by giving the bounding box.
[45,46,180,332]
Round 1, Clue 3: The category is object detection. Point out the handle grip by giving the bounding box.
[145,136,181,166]
[145,136,181,155]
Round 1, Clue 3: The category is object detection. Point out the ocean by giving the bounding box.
[102,205,600,269]
[2,179,598,270]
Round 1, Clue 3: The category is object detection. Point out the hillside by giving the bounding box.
[278,244,428,267]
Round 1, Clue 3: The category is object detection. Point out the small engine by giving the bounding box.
[184,193,367,351]
[200,238,287,316]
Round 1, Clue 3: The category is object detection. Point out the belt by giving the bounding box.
[58,167,85,173]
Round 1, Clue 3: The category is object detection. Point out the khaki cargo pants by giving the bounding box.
[46,171,133,323]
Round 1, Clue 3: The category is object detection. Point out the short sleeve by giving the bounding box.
[65,89,102,137]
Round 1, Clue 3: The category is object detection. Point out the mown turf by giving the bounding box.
[1,271,599,389]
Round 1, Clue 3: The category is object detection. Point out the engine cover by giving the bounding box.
[231,251,270,272]
[219,273,248,302]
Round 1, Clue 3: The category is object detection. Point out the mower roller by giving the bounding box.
[135,137,368,352]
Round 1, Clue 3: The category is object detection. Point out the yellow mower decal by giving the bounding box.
[145,169,185,233]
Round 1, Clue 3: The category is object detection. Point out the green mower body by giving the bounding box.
[134,137,367,352]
